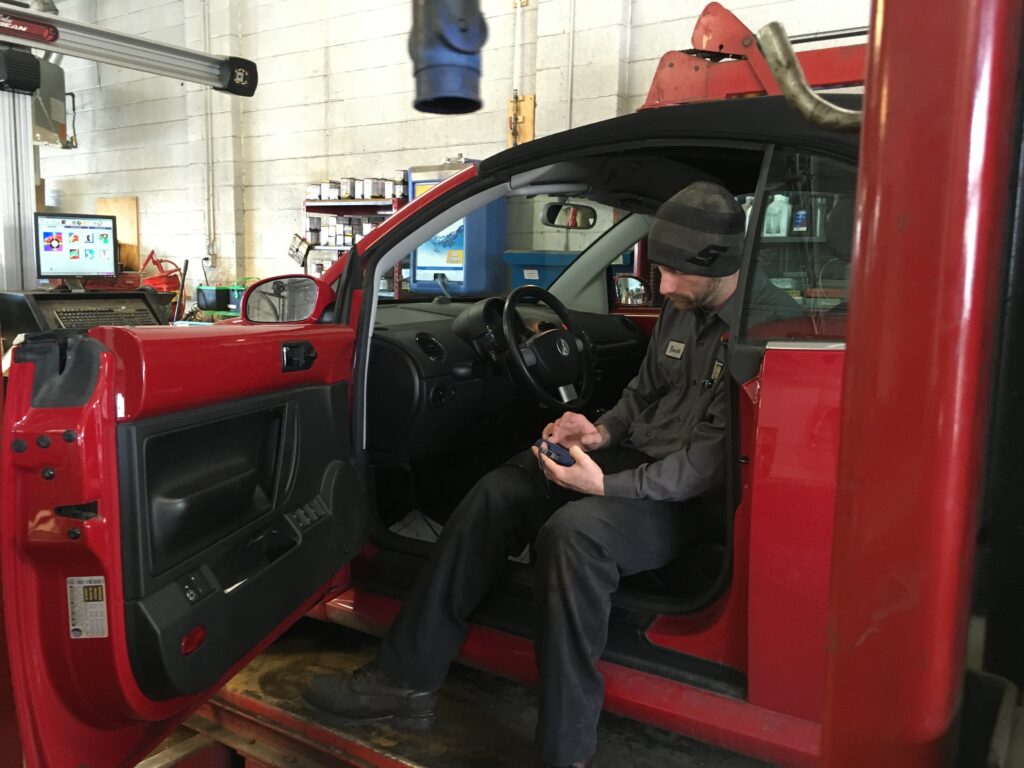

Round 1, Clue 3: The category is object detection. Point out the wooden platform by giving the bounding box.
[176,619,768,767]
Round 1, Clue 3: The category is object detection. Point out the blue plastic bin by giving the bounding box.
[503,251,577,289]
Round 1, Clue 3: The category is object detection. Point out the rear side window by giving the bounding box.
[741,151,857,342]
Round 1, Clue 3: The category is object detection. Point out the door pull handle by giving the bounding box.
[281,341,317,372]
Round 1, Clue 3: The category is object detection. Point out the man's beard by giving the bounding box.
[666,280,719,310]
[668,294,700,310]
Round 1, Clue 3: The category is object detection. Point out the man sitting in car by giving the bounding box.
[303,181,801,768]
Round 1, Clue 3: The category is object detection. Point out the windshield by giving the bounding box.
[379,195,629,301]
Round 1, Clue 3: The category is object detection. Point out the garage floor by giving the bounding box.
[209,619,770,767]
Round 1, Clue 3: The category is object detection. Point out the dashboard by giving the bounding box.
[365,298,648,466]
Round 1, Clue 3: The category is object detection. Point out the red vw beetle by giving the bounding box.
[2,95,861,766]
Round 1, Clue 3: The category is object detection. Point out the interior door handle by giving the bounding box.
[281,341,317,372]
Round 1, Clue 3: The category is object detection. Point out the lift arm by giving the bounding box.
[640,2,864,110]
[0,2,257,96]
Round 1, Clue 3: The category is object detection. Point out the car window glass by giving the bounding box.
[378,196,628,301]
[741,151,858,342]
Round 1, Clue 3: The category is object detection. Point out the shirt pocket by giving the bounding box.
[656,351,690,392]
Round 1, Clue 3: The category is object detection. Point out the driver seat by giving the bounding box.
[616,486,728,610]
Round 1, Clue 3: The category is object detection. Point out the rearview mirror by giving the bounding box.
[243,275,323,323]
[612,274,652,307]
[541,202,597,230]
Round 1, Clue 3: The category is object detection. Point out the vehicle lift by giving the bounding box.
[127,5,873,767]
[0,1,257,293]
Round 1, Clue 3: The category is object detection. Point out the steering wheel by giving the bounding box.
[502,285,594,410]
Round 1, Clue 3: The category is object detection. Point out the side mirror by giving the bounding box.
[612,274,652,307]
[540,202,597,230]
[242,275,330,323]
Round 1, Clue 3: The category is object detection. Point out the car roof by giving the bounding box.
[480,94,861,180]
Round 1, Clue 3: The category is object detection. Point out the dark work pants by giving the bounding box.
[375,447,693,765]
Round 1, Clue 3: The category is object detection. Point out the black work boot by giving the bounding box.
[302,662,439,729]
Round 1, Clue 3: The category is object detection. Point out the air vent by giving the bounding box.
[414,332,446,362]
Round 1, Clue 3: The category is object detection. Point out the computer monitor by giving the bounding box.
[34,213,119,280]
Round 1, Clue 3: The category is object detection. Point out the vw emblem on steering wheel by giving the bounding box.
[556,338,571,357]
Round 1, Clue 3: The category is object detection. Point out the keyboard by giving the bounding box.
[53,306,161,329]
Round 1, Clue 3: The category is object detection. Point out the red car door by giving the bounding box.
[1,316,365,767]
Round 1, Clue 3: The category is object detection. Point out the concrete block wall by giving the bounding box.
[38,0,869,286]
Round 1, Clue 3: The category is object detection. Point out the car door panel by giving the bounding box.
[89,323,356,421]
[746,345,842,721]
[1,323,364,768]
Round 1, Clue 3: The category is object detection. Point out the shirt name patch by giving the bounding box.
[665,340,685,359]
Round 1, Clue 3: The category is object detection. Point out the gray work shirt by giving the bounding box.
[597,270,801,501]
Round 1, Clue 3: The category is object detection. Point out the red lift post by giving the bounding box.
[821,0,1023,763]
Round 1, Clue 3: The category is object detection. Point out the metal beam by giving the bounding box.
[0,89,35,291]
[0,3,257,95]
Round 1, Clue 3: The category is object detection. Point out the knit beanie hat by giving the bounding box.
[647,181,745,277]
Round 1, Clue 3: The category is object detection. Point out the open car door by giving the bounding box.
[0,316,366,767]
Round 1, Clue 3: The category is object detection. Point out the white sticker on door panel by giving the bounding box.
[67,576,108,639]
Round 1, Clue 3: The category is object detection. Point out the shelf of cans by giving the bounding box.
[303,171,408,250]
[306,172,407,203]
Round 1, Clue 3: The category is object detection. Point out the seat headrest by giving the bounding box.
[825,196,855,261]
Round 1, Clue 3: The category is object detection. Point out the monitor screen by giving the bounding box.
[34,213,119,279]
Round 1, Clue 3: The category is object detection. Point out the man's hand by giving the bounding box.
[541,412,610,451]
[532,444,605,496]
